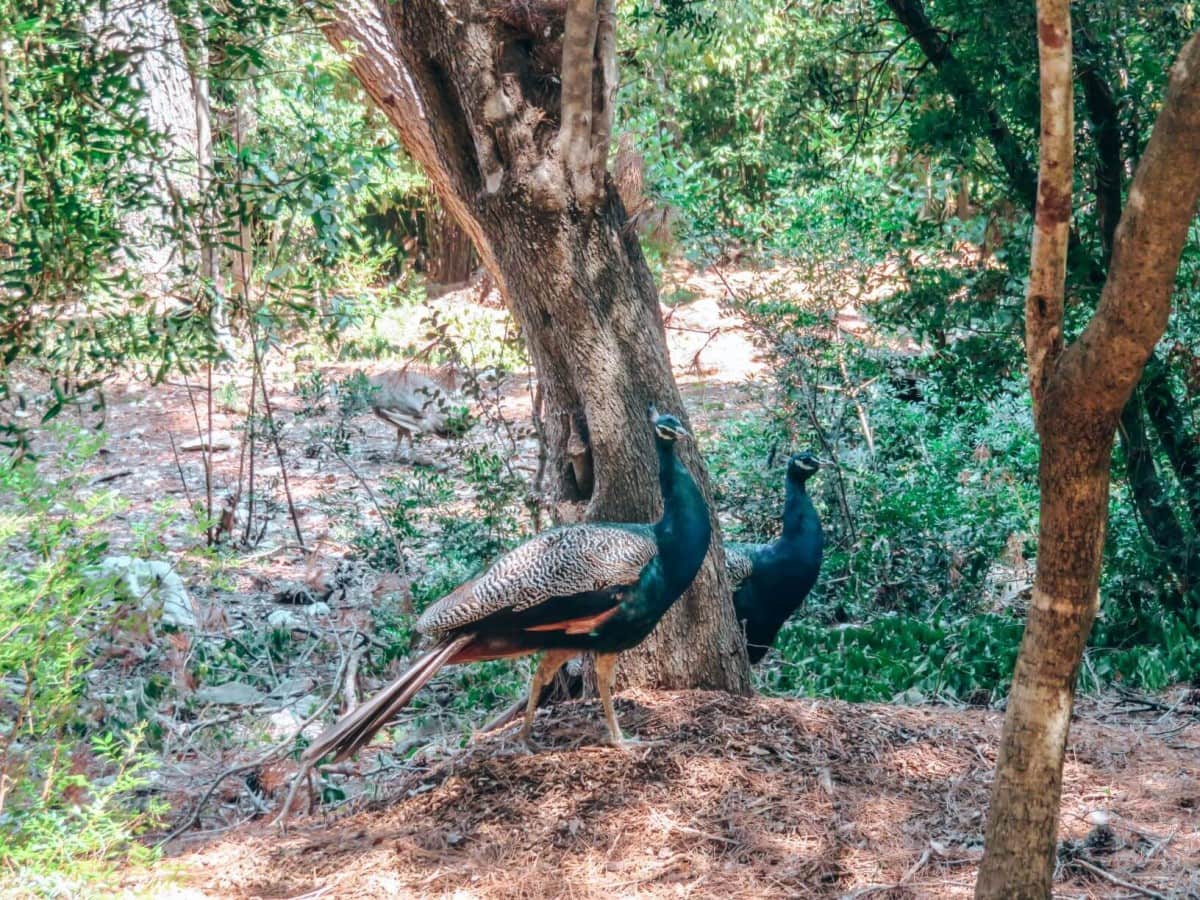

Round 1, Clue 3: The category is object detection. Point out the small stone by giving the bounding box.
[179,431,234,452]
[267,609,302,630]
[195,681,267,706]
[266,709,304,740]
[270,677,314,698]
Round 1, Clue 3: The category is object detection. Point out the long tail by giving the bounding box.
[303,633,474,764]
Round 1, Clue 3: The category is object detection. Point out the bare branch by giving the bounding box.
[885,0,1038,208]
[559,0,600,204]
[590,0,617,189]
[320,0,504,281]
[1063,31,1200,414]
[1024,0,1073,428]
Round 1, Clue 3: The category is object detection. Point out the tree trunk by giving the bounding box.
[1144,354,1200,535]
[422,189,476,285]
[322,0,750,692]
[1117,390,1200,602]
[976,23,1200,898]
[884,0,1038,210]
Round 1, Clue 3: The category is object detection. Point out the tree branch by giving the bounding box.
[885,0,1038,209]
[1025,0,1073,428]
[559,0,600,205]
[1062,31,1200,416]
[590,0,617,190]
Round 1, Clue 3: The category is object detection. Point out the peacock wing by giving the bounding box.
[724,543,766,590]
[416,524,658,636]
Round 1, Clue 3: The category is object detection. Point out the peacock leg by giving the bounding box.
[518,649,574,744]
[594,652,623,745]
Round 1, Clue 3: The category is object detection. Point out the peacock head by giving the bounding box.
[648,404,691,444]
[787,451,822,483]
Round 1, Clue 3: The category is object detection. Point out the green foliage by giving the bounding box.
[0,439,163,887]
[0,0,167,446]
[0,0,407,446]
[760,613,1025,704]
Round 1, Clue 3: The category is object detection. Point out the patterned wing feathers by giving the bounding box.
[725,543,764,590]
[417,525,656,635]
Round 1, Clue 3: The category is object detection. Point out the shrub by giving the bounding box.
[0,439,164,889]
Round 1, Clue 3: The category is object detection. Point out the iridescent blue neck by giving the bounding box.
[654,439,711,595]
[781,475,816,539]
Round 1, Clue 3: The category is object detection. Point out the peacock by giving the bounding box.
[303,406,711,762]
[725,451,824,664]
[368,369,459,458]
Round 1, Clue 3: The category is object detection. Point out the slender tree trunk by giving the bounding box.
[321,0,750,691]
[977,23,1200,897]
[1118,390,1200,601]
[884,0,1037,210]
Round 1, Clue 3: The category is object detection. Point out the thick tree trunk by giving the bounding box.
[977,25,1200,898]
[321,0,750,692]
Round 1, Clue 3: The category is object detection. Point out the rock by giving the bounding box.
[179,431,234,452]
[270,677,314,699]
[92,556,196,629]
[267,604,329,631]
[267,609,302,631]
[195,681,267,706]
[266,709,304,741]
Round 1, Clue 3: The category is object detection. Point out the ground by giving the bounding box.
[13,266,1199,898]
[146,690,1199,898]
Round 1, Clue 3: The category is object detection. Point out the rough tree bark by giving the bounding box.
[975,17,1200,898]
[320,0,750,691]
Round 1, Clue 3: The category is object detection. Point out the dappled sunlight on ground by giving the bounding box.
[142,691,1199,899]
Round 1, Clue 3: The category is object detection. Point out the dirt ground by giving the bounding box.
[142,689,1199,899]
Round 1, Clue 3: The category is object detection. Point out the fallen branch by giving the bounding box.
[156,634,357,847]
[1066,856,1170,900]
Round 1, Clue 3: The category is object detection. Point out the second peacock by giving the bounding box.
[303,406,711,763]
[725,452,825,663]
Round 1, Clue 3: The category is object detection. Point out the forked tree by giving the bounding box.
[976,6,1200,897]
[320,0,750,691]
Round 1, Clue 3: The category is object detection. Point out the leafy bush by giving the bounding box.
[0,439,164,888]
[760,613,1025,704]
